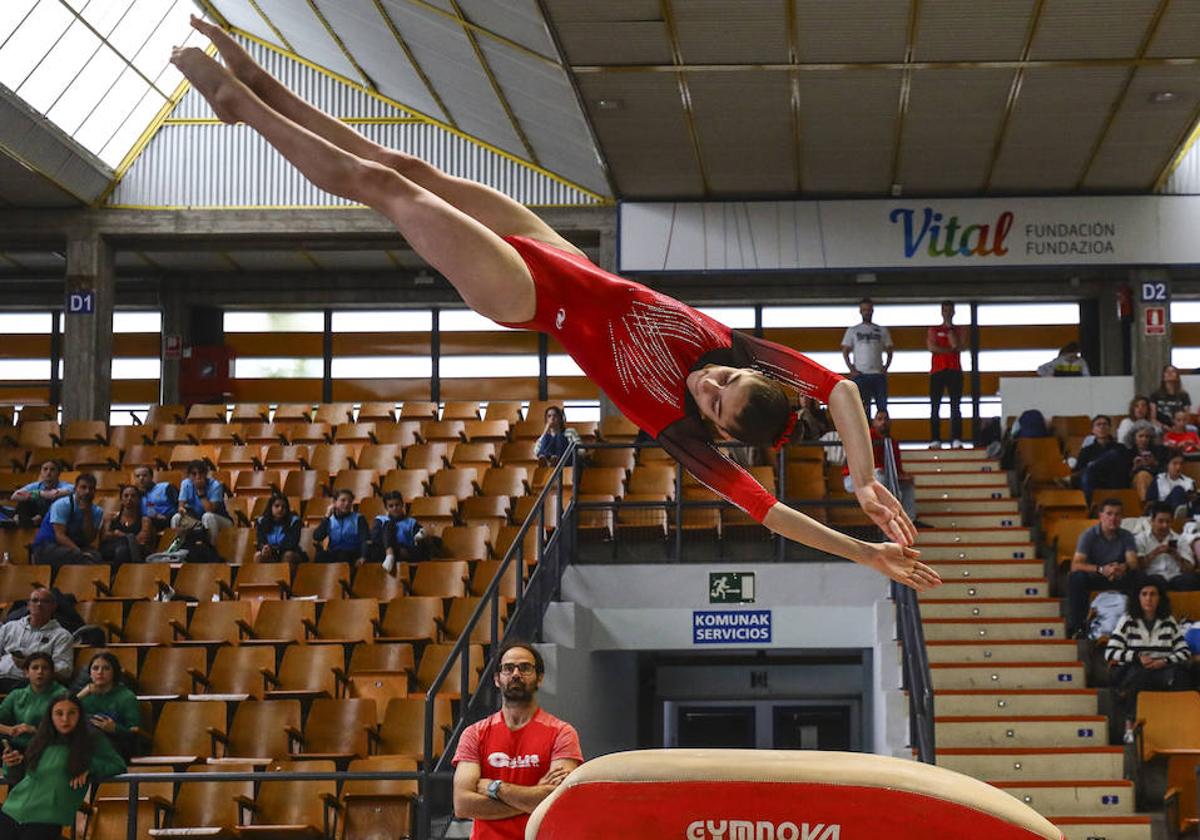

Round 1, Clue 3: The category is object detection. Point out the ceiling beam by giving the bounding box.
[1075,0,1172,189]
[659,0,710,195]
[303,0,378,92]
[370,0,458,129]
[982,0,1047,192]
[1153,101,1200,191]
[445,0,539,164]
[572,56,1200,74]
[889,0,921,193]
[785,0,802,193]
[245,0,295,52]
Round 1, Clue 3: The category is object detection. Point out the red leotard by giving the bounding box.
[499,236,843,523]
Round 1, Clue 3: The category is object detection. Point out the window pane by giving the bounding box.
[0,313,52,334]
[73,0,138,38]
[1173,348,1200,369]
[112,357,160,379]
[113,311,161,333]
[331,357,432,378]
[440,356,538,378]
[234,358,322,378]
[98,89,163,166]
[46,46,124,134]
[105,0,167,56]
[762,303,945,328]
[331,311,432,332]
[0,1,40,47]
[224,312,324,332]
[0,1,72,90]
[977,349,1060,372]
[128,0,190,78]
[16,19,99,113]
[0,359,51,380]
[73,66,144,152]
[439,310,516,332]
[110,404,147,427]
[547,355,583,377]
[1171,302,1200,323]
[697,307,755,329]
[976,303,1079,326]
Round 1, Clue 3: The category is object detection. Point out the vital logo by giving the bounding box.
[486,751,541,769]
[889,207,1014,258]
[685,821,840,840]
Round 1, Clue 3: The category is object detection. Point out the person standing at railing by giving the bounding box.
[452,641,582,840]
[927,300,965,450]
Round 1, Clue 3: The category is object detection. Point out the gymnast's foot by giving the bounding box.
[189,15,268,93]
[170,46,246,125]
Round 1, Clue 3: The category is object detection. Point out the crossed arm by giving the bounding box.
[453,758,580,821]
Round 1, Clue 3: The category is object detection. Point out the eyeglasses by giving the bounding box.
[498,662,536,675]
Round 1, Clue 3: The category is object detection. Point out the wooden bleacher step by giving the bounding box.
[904,448,991,463]
[935,747,1124,781]
[926,561,1043,580]
[929,579,1048,598]
[930,662,1084,690]
[993,780,1135,817]
[919,498,1019,515]
[918,544,1035,561]
[918,527,1031,544]
[917,485,1013,501]
[934,690,1098,717]
[923,617,1065,641]
[906,460,1005,475]
[922,513,1023,529]
[918,598,1061,619]
[1050,816,1152,840]
[935,716,1106,748]
[914,472,1008,488]
[924,640,1077,663]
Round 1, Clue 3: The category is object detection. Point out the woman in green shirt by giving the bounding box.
[0,653,66,751]
[0,694,126,838]
[76,653,140,758]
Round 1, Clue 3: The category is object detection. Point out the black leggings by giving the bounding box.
[0,810,64,840]
[930,368,964,442]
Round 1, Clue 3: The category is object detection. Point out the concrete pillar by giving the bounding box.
[596,226,620,421]
[1095,284,1128,377]
[159,282,184,405]
[1131,269,1171,396]
[62,230,114,423]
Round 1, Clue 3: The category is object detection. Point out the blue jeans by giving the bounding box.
[853,373,888,415]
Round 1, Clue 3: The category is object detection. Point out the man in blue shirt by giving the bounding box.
[10,460,73,527]
[132,466,178,533]
[170,460,232,545]
[31,473,103,566]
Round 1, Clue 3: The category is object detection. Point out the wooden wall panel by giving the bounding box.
[225,334,323,356]
[331,334,432,355]
[332,380,432,401]
[229,378,322,403]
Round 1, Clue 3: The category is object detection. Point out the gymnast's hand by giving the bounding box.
[854,478,917,547]
[866,543,941,592]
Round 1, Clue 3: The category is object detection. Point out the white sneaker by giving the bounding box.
[382,554,397,574]
[929,441,944,450]
[950,439,964,449]
[1123,726,1135,745]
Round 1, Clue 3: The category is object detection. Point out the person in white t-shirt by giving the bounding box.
[841,297,894,416]
[1140,502,1200,590]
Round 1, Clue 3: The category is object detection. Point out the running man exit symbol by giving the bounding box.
[709,572,755,604]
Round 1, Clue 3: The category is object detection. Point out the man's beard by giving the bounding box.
[502,681,534,702]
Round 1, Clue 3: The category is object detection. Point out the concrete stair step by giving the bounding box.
[905,449,990,462]
[918,499,1020,514]
[922,513,1025,529]
[934,689,1097,717]
[914,473,1008,487]
[907,460,1005,474]
[992,780,1134,817]
[935,747,1123,781]
[919,599,1062,619]
[935,715,1106,748]
[930,662,1084,690]
[923,617,1065,641]
[924,579,1048,599]
[928,562,1044,580]
[917,486,1012,501]
[917,529,1031,544]
[1052,816,1152,840]
[918,545,1036,560]
[925,640,1077,663]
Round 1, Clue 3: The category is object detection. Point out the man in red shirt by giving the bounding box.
[453,641,583,839]
[927,300,966,449]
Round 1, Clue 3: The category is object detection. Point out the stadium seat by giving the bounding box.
[235,759,338,836]
[289,562,351,600]
[230,404,270,423]
[372,422,420,448]
[378,468,430,500]
[131,700,226,764]
[313,403,356,425]
[115,600,187,647]
[74,646,139,682]
[402,443,451,472]
[284,423,332,446]
[62,420,108,445]
[54,564,110,604]
[356,402,397,423]
[349,564,409,601]
[195,424,241,446]
[330,468,379,501]
[76,601,124,640]
[1135,691,1200,762]
[137,646,207,699]
[337,756,418,840]
[99,563,172,602]
[177,600,251,646]
[12,421,59,449]
[412,643,483,698]
[499,439,538,468]
[18,405,58,424]
[158,424,197,447]
[305,598,379,644]
[469,560,522,599]
[408,495,458,529]
[243,599,316,645]
[74,445,121,470]
[410,561,468,598]
[479,466,529,499]
[218,527,258,564]
[483,401,522,424]
[430,467,479,501]
[440,525,492,561]
[439,596,505,644]
[224,496,255,527]
[272,404,314,425]
[265,644,344,700]
[398,402,438,421]
[372,697,452,760]
[147,762,255,839]
[354,444,403,473]
[216,444,262,470]
[441,401,481,421]
[448,442,498,471]
[261,444,310,470]
[146,406,186,426]
[333,422,376,444]
[348,642,415,677]
[463,420,510,443]
[377,597,442,644]
[123,445,171,469]
[233,469,284,497]
[221,700,302,764]
[282,470,323,500]
[244,425,288,447]
[306,444,357,475]
[204,646,275,699]
[290,697,375,761]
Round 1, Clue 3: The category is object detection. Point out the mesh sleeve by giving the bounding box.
[735,332,844,403]
[658,420,776,523]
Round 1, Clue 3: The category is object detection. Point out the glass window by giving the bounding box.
[440,356,538,378]
[1172,348,1200,369]
[111,358,160,379]
[1171,302,1200,323]
[110,404,147,427]
[224,312,324,333]
[439,310,516,332]
[99,89,162,165]
[16,18,99,113]
[976,303,1079,326]
[331,357,432,378]
[977,349,1060,372]
[697,307,755,329]
[0,2,40,47]
[331,311,432,332]
[73,66,146,153]
[762,303,944,328]
[233,358,323,378]
[113,311,161,333]
[0,1,73,91]
[0,359,51,380]
[547,355,584,377]
[0,313,53,334]
[46,46,125,134]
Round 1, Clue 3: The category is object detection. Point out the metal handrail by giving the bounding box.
[880,437,936,763]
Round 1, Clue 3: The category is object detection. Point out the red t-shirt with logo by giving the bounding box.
[453,708,583,840]
[927,324,964,373]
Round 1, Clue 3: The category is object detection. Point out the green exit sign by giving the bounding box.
[709,572,756,604]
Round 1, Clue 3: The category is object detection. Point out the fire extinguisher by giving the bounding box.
[1116,284,1133,321]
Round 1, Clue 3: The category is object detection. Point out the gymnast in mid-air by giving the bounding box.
[173,17,940,592]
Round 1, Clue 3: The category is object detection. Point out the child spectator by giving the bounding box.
[99,485,153,566]
[1145,453,1196,512]
[1163,410,1200,454]
[1150,364,1192,426]
[9,462,72,528]
[0,653,67,751]
[313,488,370,565]
[75,652,139,759]
[172,460,232,545]
[370,491,426,573]
[253,493,306,564]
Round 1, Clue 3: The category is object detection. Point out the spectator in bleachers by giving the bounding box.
[30,474,102,567]
[1036,341,1090,377]
[132,466,177,533]
[1163,409,1200,454]
[76,652,139,759]
[1145,453,1196,514]
[926,299,964,449]
[795,395,832,440]
[10,461,72,528]
[253,493,306,564]
[371,491,426,574]
[0,653,67,750]
[1137,502,1200,590]
[171,460,231,545]
[843,410,918,523]
[0,695,126,836]
[1066,416,1126,502]
[313,488,370,565]
[1150,364,1192,427]
[98,485,153,566]
[536,406,579,466]
[1067,498,1142,638]
[0,588,72,692]
[842,297,893,417]
[1128,424,1171,501]
[1116,396,1154,446]
[1105,579,1193,743]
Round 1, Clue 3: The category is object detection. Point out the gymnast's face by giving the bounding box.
[686,365,757,439]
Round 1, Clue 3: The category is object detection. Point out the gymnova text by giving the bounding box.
[889,206,1118,258]
[685,821,840,840]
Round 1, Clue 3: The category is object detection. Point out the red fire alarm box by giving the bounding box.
[180,345,235,404]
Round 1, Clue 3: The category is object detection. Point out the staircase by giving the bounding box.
[908,447,1152,840]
